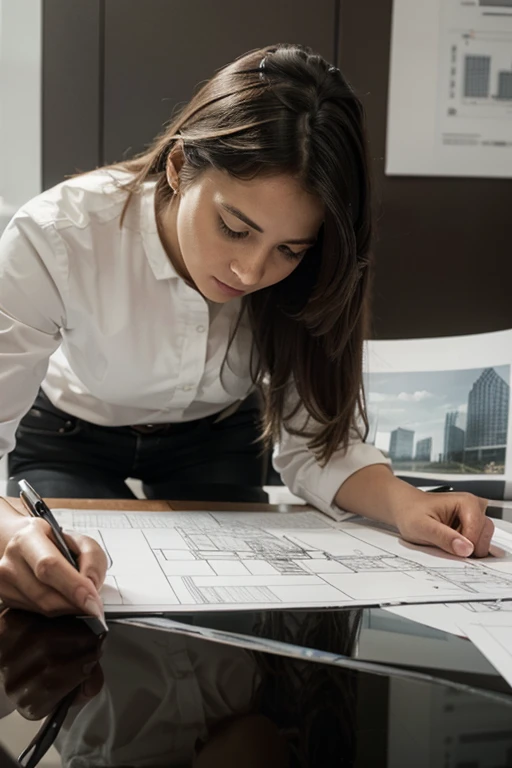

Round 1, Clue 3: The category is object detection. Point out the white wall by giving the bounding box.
[0,0,42,490]
[0,0,42,232]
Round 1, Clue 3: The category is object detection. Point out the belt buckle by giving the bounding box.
[133,423,165,435]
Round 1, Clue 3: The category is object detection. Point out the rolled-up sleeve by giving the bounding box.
[273,402,391,519]
[0,210,68,456]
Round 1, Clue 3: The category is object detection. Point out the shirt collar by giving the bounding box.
[140,181,181,281]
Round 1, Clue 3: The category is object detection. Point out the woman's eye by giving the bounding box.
[280,246,307,262]
[218,215,307,261]
[218,217,248,240]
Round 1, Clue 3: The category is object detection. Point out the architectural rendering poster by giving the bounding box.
[365,329,512,495]
[386,0,512,178]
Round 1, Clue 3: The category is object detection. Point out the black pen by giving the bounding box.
[18,479,108,634]
[18,688,77,768]
[426,485,454,493]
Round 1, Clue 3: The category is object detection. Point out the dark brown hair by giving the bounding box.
[110,43,373,464]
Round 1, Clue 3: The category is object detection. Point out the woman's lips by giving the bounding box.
[212,276,246,297]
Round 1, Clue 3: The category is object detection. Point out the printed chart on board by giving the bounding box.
[54,508,512,614]
[386,0,512,178]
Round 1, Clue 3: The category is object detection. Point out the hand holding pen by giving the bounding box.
[0,481,108,625]
[392,481,494,558]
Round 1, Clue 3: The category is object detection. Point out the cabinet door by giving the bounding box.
[42,0,102,190]
[103,0,337,163]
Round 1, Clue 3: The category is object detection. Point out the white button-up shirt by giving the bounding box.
[0,169,388,517]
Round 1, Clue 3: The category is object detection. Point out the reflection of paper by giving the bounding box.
[457,614,512,689]
[112,615,512,704]
[54,508,512,614]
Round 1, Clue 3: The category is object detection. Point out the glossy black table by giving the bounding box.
[0,606,511,768]
[1,498,511,766]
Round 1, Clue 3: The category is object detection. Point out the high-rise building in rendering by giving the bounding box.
[415,437,432,462]
[443,411,465,463]
[465,368,509,465]
[389,428,414,461]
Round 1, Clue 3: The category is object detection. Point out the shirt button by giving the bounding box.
[196,325,206,333]
[182,384,193,391]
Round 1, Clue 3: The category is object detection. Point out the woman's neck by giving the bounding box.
[154,195,195,288]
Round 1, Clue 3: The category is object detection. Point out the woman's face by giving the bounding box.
[160,166,325,303]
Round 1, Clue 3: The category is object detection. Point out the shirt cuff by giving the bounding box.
[279,441,392,522]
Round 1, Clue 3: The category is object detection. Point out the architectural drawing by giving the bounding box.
[384,521,512,635]
[385,599,512,639]
[54,509,512,614]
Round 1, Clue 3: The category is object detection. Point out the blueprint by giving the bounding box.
[385,599,512,638]
[458,613,512,689]
[54,509,512,614]
[384,521,512,636]
[369,522,512,686]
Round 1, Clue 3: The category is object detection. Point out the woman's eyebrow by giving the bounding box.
[220,203,317,245]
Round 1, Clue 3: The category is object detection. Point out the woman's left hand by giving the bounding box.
[393,490,494,559]
[335,465,495,559]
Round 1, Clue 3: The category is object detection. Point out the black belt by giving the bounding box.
[129,399,245,436]
[131,423,174,435]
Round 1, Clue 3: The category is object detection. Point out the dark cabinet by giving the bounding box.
[42,0,337,183]
[103,0,337,163]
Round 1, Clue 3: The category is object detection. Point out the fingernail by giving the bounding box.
[84,596,101,617]
[84,596,107,625]
[453,539,473,558]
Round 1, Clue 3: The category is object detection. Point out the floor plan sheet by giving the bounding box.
[458,613,512,689]
[54,509,512,614]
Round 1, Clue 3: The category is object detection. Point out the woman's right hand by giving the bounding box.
[0,500,107,616]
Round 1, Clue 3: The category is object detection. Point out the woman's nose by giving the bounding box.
[230,251,267,286]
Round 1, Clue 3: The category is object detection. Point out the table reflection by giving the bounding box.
[0,608,511,767]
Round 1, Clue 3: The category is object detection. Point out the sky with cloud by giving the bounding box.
[365,365,510,460]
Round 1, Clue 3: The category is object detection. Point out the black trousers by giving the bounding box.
[7,389,268,502]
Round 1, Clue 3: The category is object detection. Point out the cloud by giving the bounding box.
[369,390,434,404]
[369,393,392,403]
[397,390,434,402]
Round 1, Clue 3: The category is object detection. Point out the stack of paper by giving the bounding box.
[55,507,512,687]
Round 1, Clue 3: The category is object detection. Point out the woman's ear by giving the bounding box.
[166,140,185,193]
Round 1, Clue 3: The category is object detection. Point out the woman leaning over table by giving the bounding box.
[0,44,493,618]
